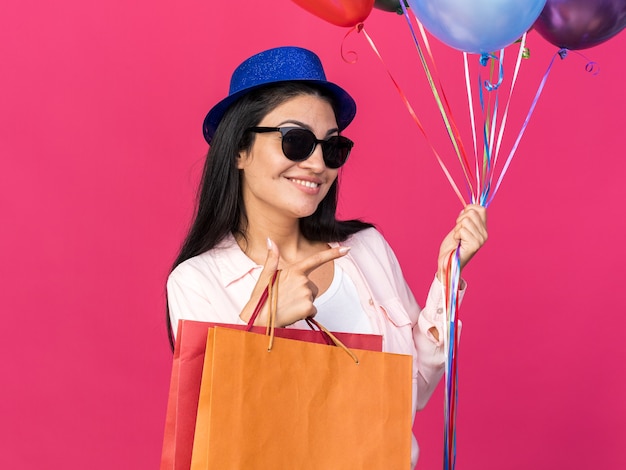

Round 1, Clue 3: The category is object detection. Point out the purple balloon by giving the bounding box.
[534,0,626,50]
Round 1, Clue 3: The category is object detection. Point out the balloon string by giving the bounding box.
[340,26,361,64]
[463,53,480,204]
[492,34,527,185]
[414,19,475,195]
[558,48,600,75]
[486,48,562,205]
[358,25,467,207]
[442,244,461,470]
[484,54,501,184]
[398,3,475,200]
[477,69,495,206]
[480,52,505,91]
[478,37,527,205]
[488,56,500,166]
[473,36,526,206]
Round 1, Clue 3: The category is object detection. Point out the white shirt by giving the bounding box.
[291,265,373,335]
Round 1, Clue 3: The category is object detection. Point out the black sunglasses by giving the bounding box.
[246,126,354,169]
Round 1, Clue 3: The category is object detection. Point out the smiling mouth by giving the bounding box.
[289,178,320,189]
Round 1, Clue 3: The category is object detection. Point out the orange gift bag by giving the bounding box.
[190,275,413,469]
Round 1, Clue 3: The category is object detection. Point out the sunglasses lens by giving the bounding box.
[281,129,353,169]
[323,136,353,169]
[282,129,315,161]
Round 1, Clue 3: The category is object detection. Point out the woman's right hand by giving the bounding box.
[239,240,350,327]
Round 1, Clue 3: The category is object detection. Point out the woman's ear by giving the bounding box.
[236,150,247,169]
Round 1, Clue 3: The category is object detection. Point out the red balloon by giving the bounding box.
[292,0,375,27]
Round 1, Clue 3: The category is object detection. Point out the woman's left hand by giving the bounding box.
[437,204,488,274]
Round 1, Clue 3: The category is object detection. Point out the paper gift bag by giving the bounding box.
[160,277,383,470]
[191,327,413,469]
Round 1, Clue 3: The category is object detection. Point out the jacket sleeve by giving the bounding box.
[167,265,213,338]
[381,236,466,410]
[166,261,247,338]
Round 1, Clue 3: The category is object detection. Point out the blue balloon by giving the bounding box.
[407,0,547,54]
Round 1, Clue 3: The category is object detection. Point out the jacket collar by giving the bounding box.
[213,233,260,287]
[213,234,344,287]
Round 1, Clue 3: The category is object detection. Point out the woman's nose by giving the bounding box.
[299,142,326,171]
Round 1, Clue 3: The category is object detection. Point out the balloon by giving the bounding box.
[407,0,547,54]
[291,0,375,27]
[373,0,406,13]
[533,0,626,50]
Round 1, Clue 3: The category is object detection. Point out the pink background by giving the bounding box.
[2,1,625,468]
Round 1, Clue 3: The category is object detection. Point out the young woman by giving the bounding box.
[166,46,487,467]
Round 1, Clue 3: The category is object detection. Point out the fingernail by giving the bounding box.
[339,246,351,254]
[266,237,273,250]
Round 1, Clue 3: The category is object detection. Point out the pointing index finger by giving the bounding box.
[294,246,351,276]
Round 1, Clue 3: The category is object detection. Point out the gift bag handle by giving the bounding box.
[305,317,360,364]
[245,270,280,330]
[248,270,359,364]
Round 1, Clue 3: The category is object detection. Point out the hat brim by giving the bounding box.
[202,79,356,145]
